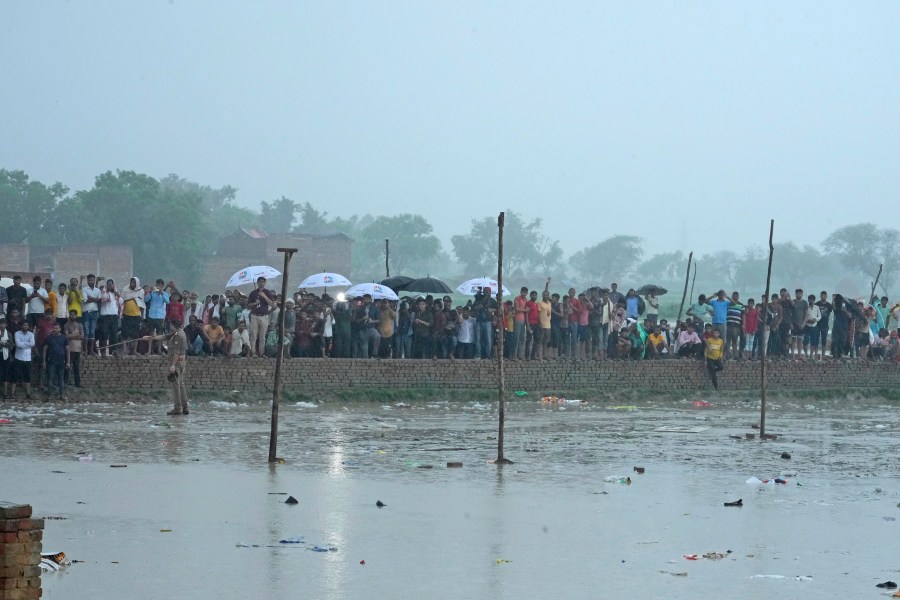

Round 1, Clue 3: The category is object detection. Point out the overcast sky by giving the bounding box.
[3,2,899,259]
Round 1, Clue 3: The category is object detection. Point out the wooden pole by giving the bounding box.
[495,212,511,465]
[268,247,297,463]
[759,221,774,439]
[385,239,390,278]
[870,263,883,301]
[688,264,697,307]
[676,251,693,322]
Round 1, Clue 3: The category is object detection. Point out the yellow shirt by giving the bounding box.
[123,297,142,317]
[648,332,666,348]
[538,300,552,329]
[66,290,82,317]
[705,337,725,360]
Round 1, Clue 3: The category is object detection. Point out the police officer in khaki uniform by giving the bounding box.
[145,318,189,415]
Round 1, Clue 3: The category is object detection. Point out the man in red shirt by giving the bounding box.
[513,287,528,360]
[567,288,582,359]
[246,277,276,357]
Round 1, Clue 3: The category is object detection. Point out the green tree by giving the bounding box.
[63,170,211,284]
[0,169,69,244]
[824,223,900,296]
[159,174,257,251]
[295,202,332,234]
[569,235,643,284]
[353,214,442,279]
[452,210,562,277]
[635,251,685,282]
[259,196,297,233]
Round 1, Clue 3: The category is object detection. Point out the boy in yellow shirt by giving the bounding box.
[705,328,725,390]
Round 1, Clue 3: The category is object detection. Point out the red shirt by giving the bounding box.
[166,302,184,323]
[526,300,539,325]
[514,295,528,322]
[568,298,582,324]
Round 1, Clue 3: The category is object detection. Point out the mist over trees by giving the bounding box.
[0,167,894,298]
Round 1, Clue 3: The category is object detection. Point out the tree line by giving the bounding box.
[0,168,895,296]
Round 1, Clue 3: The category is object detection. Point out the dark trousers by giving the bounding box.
[47,360,66,396]
[63,352,81,387]
[706,358,723,389]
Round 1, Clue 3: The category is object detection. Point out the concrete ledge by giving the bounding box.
[68,356,900,398]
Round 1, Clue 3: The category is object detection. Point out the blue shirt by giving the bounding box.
[625,296,640,319]
[144,290,170,320]
[709,299,730,324]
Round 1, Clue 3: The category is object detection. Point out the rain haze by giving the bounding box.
[3,1,900,260]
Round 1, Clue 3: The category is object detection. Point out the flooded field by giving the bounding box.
[2,395,900,599]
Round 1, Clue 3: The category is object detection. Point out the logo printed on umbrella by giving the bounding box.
[239,270,248,278]
[323,275,333,284]
[374,285,383,292]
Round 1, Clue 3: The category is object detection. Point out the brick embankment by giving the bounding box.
[0,502,43,600]
[72,356,900,399]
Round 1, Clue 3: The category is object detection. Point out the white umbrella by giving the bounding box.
[456,277,511,297]
[344,283,399,301]
[0,277,12,289]
[298,272,352,289]
[226,266,281,288]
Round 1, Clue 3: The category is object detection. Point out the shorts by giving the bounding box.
[12,359,31,383]
[803,327,819,346]
[578,325,590,342]
[0,357,8,383]
[792,325,805,337]
[122,315,142,339]
[148,318,165,333]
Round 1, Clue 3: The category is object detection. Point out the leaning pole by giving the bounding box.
[269,247,297,463]
[495,212,511,465]
[759,221,774,439]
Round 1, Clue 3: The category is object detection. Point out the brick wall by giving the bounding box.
[76,357,900,397]
[0,502,43,600]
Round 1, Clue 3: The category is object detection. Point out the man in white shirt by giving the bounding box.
[27,275,49,328]
[229,321,250,357]
[0,317,10,399]
[99,279,121,356]
[10,320,35,400]
[81,274,103,356]
[456,307,476,359]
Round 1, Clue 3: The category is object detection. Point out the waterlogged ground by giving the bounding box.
[3,394,900,599]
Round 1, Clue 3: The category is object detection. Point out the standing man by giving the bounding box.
[99,279,121,355]
[146,319,189,415]
[144,279,170,356]
[247,276,276,357]
[9,320,35,400]
[43,321,69,402]
[26,275,49,328]
[704,328,725,390]
[726,292,744,360]
[815,291,833,360]
[81,274,102,356]
[707,290,730,343]
[5,276,27,319]
[121,277,145,355]
[790,289,808,359]
[64,310,83,388]
[473,287,497,359]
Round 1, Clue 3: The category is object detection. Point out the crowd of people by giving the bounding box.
[2,272,899,400]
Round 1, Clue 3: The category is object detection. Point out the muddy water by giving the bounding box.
[2,396,900,599]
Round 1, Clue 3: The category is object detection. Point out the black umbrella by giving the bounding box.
[404,277,453,294]
[380,276,414,292]
[637,284,668,296]
[581,286,610,296]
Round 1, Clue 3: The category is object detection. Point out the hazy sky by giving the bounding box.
[3,2,899,259]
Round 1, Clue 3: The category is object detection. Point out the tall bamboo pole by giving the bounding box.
[385,239,390,278]
[495,212,511,465]
[759,221,774,439]
[870,264,883,301]
[268,247,297,463]
[676,251,693,322]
